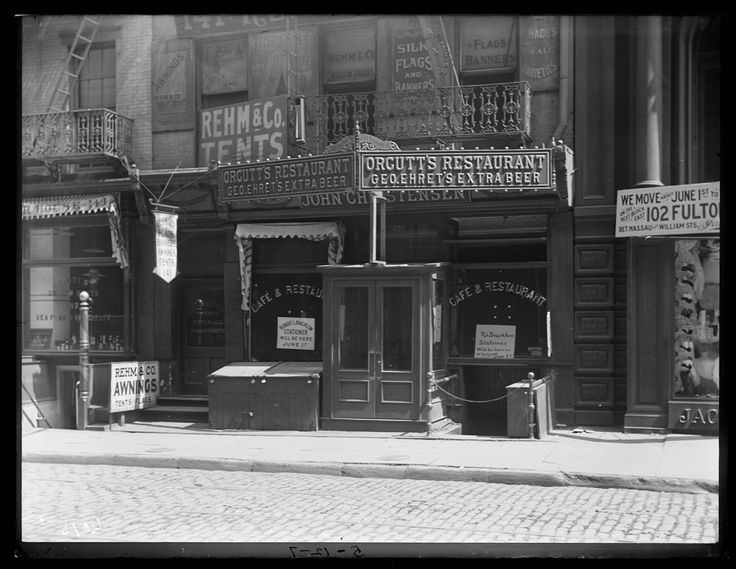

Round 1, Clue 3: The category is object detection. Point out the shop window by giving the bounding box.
[250,272,323,362]
[449,267,548,359]
[22,221,128,354]
[77,43,116,110]
[253,237,328,267]
[448,215,548,263]
[202,91,248,110]
[385,222,442,263]
[321,23,377,141]
[673,239,719,399]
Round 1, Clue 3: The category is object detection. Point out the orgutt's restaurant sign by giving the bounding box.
[359,149,554,191]
[218,153,354,202]
[216,148,557,204]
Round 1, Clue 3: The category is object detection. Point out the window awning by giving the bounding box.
[234,221,344,311]
[22,193,119,219]
[21,193,129,269]
[235,222,342,241]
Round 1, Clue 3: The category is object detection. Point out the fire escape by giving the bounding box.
[21,16,134,181]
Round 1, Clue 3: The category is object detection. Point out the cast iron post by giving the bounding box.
[527,371,536,439]
[77,291,90,430]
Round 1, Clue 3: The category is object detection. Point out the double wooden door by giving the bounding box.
[328,277,420,421]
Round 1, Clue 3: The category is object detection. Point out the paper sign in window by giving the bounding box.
[474,324,516,359]
[277,317,315,351]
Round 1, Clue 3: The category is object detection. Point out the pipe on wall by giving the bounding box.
[552,15,571,143]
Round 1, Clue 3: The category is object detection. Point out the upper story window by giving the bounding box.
[200,36,249,109]
[77,43,116,110]
[458,16,518,86]
[322,24,376,92]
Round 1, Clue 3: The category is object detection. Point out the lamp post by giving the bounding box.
[77,291,90,430]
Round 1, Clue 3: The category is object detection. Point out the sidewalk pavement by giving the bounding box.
[20,422,721,494]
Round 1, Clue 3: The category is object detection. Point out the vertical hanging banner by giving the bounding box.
[153,211,178,283]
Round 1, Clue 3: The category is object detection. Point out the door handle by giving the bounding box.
[368,351,375,379]
[375,352,382,379]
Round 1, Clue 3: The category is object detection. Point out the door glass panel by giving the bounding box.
[184,287,225,348]
[382,286,413,371]
[432,278,444,370]
[338,286,369,370]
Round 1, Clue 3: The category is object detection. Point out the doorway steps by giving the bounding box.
[137,395,210,423]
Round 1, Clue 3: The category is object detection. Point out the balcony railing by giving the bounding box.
[304,82,531,152]
[21,108,134,163]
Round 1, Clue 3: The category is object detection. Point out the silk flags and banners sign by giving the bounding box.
[153,211,178,282]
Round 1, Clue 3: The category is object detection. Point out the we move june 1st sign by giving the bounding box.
[615,182,720,237]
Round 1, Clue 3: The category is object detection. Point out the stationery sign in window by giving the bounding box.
[109,361,159,413]
[615,182,720,237]
[277,317,316,351]
[153,211,178,283]
[474,325,516,359]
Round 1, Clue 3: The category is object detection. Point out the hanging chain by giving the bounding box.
[430,372,555,405]
[430,377,512,404]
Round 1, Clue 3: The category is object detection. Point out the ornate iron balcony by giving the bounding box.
[303,82,531,152]
[21,108,134,164]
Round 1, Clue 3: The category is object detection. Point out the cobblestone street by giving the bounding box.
[20,462,719,553]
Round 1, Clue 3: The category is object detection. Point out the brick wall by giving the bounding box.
[117,16,153,169]
[20,15,154,169]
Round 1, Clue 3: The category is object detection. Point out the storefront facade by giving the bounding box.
[21,14,719,435]
[574,15,720,433]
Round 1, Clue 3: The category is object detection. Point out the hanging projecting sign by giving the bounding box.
[359,149,554,191]
[217,153,354,202]
[615,182,720,237]
[199,96,287,166]
[153,211,178,283]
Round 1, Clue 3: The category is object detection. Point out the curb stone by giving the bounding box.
[22,452,717,494]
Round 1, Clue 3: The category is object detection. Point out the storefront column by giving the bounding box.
[624,16,669,432]
[624,239,672,431]
[634,15,664,188]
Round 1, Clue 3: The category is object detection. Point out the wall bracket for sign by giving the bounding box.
[149,199,181,213]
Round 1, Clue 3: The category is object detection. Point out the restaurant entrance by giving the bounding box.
[319,263,452,432]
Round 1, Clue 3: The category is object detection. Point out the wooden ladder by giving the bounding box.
[46,15,103,113]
